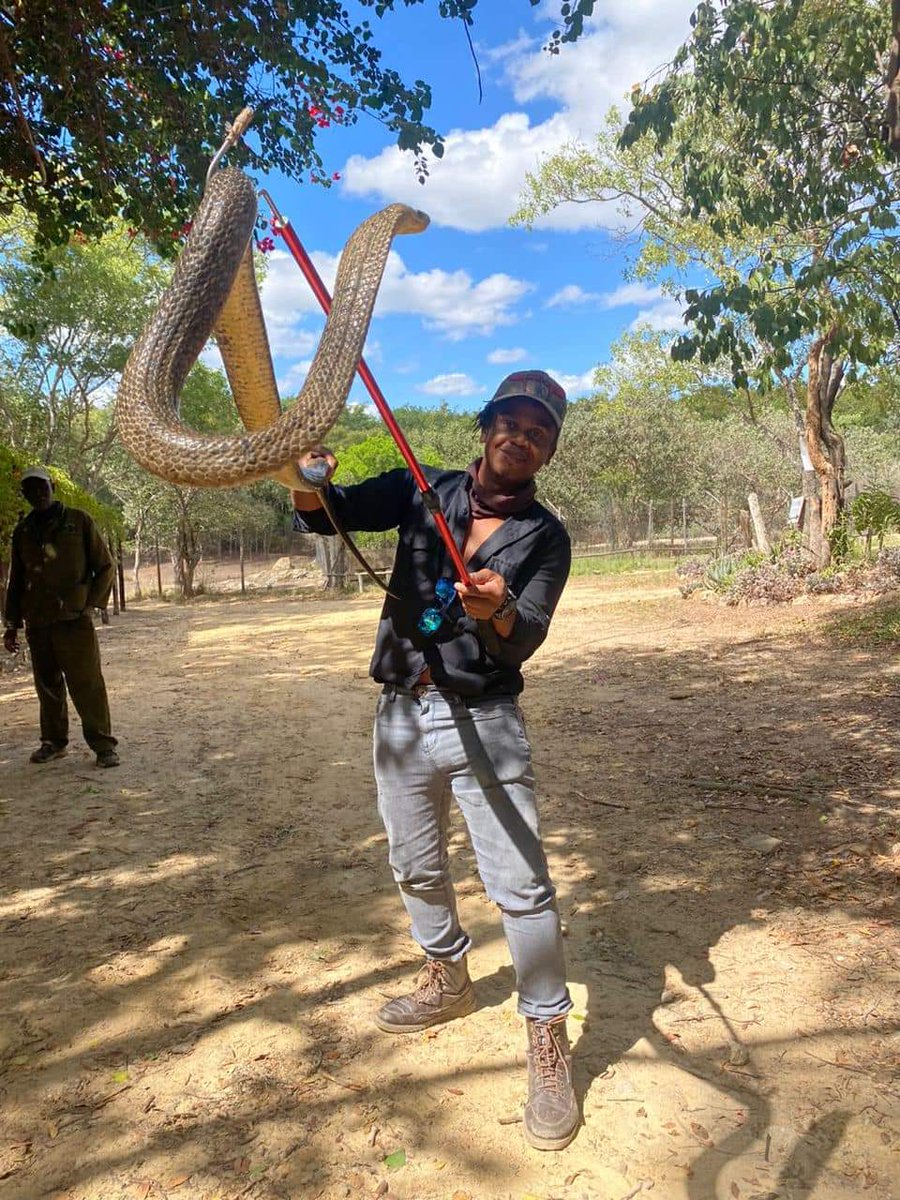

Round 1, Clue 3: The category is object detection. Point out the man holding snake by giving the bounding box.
[293,369,577,1151]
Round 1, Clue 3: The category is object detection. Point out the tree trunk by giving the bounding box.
[132,515,144,600]
[716,495,728,555]
[739,509,752,548]
[117,535,126,611]
[804,330,846,568]
[173,519,200,599]
[315,535,347,589]
[108,536,120,615]
[886,0,900,153]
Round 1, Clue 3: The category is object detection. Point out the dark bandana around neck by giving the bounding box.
[466,459,536,519]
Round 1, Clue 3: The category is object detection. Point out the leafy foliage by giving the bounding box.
[0,0,591,251]
[0,211,166,481]
[851,487,900,552]
[619,0,900,381]
[677,541,900,605]
[0,443,119,563]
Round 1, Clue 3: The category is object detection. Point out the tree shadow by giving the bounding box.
[0,588,897,1197]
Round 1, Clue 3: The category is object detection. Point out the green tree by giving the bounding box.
[616,0,900,565]
[0,0,593,250]
[512,108,808,494]
[334,433,407,484]
[391,403,476,470]
[0,214,166,481]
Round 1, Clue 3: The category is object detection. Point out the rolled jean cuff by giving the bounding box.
[421,933,473,963]
[517,991,574,1022]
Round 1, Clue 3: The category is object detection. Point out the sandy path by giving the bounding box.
[0,576,898,1200]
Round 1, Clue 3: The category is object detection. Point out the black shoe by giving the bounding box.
[375,956,475,1033]
[523,1017,580,1150]
[96,749,120,768]
[30,743,67,764]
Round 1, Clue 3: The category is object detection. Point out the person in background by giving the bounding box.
[3,466,120,768]
[292,370,577,1150]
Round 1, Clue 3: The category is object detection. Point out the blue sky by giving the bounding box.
[232,1,699,414]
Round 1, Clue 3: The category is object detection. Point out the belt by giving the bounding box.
[382,682,437,700]
[380,682,512,707]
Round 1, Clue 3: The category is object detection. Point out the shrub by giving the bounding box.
[851,489,900,556]
[675,555,710,598]
[725,560,805,605]
[805,566,843,595]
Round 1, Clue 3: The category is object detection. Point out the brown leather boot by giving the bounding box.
[523,1017,579,1150]
[375,956,475,1033]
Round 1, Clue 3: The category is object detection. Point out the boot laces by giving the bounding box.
[413,959,447,1003]
[532,1021,566,1094]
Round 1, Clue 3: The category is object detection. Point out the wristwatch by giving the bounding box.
[492,586,517,623]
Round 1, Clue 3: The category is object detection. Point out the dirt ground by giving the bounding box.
[1,572,898,1200]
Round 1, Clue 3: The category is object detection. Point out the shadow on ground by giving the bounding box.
[0,586,897,1198]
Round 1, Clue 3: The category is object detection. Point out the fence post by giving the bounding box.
[682,498,688,550]
[239,529,246,595]
[747,492,771,554]
[108,535,120,615]
[155,533,163,598]
[117,535,126,612]
[647,499,654,549]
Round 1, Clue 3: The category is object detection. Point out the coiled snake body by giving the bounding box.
[116,167,428,489]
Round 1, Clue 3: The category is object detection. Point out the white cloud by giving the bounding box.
[200,343,225,372]
[384,259,533,340]
[546,281,670,310]
[487,347,528,365]
[551,367,600,400]
[344,112,580,234]
[341,2,698,233]
[258,246,532,348]
[277,358,313,397]
[601,282,670,309]
[546,284,603,309]
[418,373,484,398]
[629,297,685,332]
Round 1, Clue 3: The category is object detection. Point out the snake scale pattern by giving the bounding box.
[116,167,428,488]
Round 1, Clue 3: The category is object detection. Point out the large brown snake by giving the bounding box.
[116,167,428,489]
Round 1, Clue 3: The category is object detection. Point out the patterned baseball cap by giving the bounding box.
[488,370,567,429]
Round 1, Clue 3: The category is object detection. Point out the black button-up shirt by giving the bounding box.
[293,467,571,697]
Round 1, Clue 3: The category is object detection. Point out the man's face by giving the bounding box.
[481,397,557,486]
[21,478,53,511]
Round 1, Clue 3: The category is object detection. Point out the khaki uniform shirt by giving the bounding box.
[4,503,115,629]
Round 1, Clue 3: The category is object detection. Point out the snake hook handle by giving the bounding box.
[206,107,256,189]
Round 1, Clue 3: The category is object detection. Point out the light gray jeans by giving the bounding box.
[373,685,572,1021]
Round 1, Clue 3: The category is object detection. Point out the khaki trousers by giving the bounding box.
[26,614,117,753]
